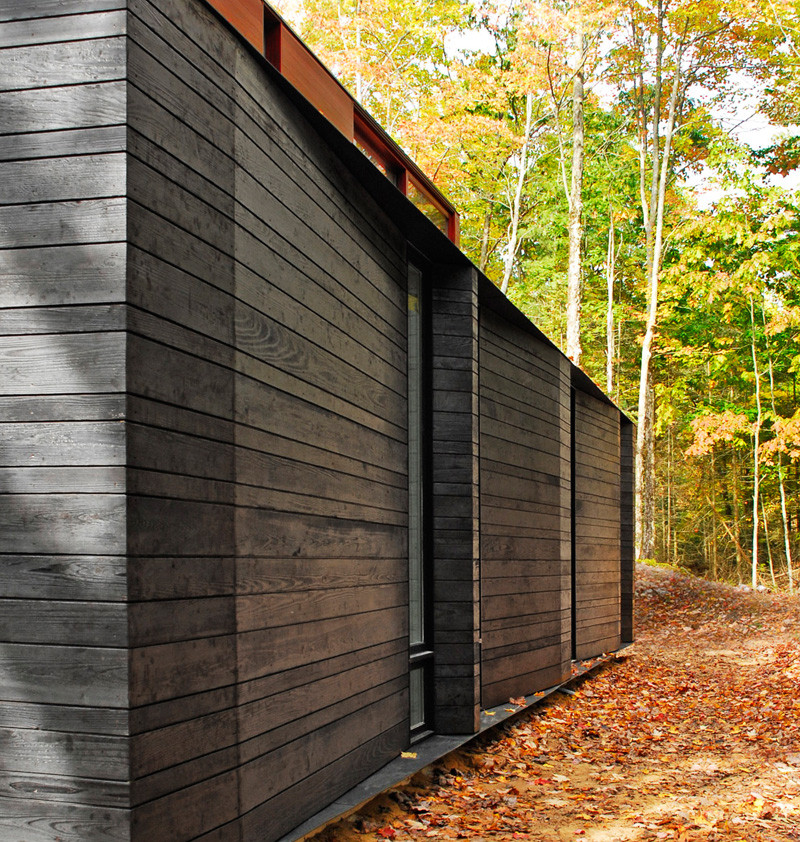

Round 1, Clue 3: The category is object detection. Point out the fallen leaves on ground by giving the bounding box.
[309,564,800,841]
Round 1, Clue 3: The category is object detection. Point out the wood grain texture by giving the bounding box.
[573,389,622,660]
[0,199,126,249]
[0,81,126,133]
[0,643,127,707]
[0,769,129,808]
[0,17,131,838]
[0,11,125,47]
[0,306,125,338]
[0,801,130,842]
[0,599,127,646]
[0,494,126,555]
[129,635,236,707]
[479,306,572,708]
[0,0,124,20]
[0,154,125,204]
[0,37,125,92]
[0,555,126,602]
[0,331,125,394]
[0,421,125,466]
[0,126,126,161]
[0,243,126,308]
[0,699,126,735]
[0,727,127,780]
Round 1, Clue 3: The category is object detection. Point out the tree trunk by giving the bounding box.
[501,92,533,295]
[479,209,492,273]
[565,32,585,365]
[732,443,744,581]
[605,215,615,394]
[763,502,776,589]
[355,0,363,101]
[642,382,656,558]
[764,309,795,593]
[634,16,684,560]
[749,294,762,589]
[665,425,672,563]
[708,362,718,580]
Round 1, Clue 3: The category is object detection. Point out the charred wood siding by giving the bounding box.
[124,0,409,839]
[0,3,130,841]
[478,309,572,708]
[125,1,238,837]
[0,0,633,839]
[431,267,481,734]
[620,419,635,643]
[573,389,622,659]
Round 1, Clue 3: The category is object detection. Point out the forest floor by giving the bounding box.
[307,563,800,841]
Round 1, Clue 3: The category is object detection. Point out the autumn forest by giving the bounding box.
[272,0,800,593]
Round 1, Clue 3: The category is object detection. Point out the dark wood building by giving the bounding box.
[0,1,634,839]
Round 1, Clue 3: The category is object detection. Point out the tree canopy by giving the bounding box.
[276,0,800,592]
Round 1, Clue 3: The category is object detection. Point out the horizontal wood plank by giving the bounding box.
[0,37,125,92]
[0,643,127,706]
[0,10,125,47]
[0,81,126,133]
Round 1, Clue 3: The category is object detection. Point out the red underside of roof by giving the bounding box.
[205,0,459,244]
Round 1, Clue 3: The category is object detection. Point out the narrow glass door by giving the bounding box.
[407,261,432,739]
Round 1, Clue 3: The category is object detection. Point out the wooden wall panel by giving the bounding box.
[2,0,631,839]
[431,270,481,734]
[0,5,130,839]
[124,0,409,838]
[125,0,239,831]
[573,390,622,659]
[620,418,635,643]
[231,26,408,837]
[479,309,572,708]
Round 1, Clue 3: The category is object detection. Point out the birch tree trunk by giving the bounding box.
[749,294,762,588]
[763,502,776,589]
[732,440,744,580]
[479,210,492,273]
[764,310,795,593]
[501,92,533,295]
[606,215,615,395]
[634,9,684,560]
[565,32,586,365]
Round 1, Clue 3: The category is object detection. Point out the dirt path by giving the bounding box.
[307,564,800,841]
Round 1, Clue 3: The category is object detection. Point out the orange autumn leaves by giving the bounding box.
[310,563,800,841]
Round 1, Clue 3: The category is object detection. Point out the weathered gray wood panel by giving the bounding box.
[0,5,130,839]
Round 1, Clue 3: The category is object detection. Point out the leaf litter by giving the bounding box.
[307,564,800,841]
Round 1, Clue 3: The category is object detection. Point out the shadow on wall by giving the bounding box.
[0,122,131,834]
